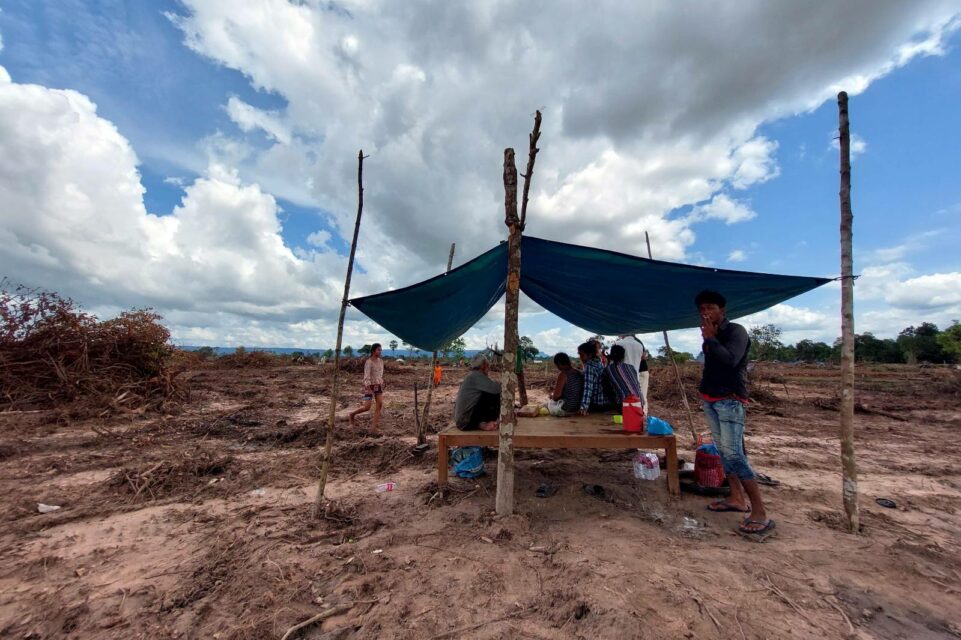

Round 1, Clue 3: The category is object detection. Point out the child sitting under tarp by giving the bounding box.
[545,352,584,416]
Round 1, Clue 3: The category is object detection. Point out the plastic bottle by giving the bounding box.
[375,482,396,492]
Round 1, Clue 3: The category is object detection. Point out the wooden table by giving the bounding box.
[438,416,679,498]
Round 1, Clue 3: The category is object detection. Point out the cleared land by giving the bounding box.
[1,361,959,639]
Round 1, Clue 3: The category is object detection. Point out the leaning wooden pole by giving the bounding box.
[645,232,698,445]
[838,91,860,533]
[419,242,457,443]
[513,111,542,410]
[313,150,367,518]
[496,148,521,516]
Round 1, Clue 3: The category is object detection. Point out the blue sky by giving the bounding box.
[1,2,960,353]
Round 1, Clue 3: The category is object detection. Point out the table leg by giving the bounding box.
[438,434,449,488]
[665,437,680,499]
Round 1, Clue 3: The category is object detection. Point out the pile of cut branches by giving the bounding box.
[0,282,187,413]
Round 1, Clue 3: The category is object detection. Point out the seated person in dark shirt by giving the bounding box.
[546,352,584,416]
[453,354,501,431]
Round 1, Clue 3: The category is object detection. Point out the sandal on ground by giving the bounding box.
[582,484,611,502]
[738,518,776,535]
[756,473,781,487]
[706,500,750,513]
[535,484,558,498]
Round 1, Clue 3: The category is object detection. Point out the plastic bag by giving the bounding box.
[646,416,674,435]
[633,451,661,481]
[450,446,486,478]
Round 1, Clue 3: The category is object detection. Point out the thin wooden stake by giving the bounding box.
[838,91,860,533]
[515,111,541,407]
[645,232,698,446]
[313,150,368,518]
[419,243,457,443]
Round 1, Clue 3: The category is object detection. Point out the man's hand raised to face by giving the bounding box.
[700,315,718,340]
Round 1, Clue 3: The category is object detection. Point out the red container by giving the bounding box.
[622,395,645,432]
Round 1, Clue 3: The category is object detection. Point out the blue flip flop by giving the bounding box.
[738,518,776,536]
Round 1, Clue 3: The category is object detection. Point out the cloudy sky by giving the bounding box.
[2,1,961,355]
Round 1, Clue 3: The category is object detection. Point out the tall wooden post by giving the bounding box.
[645,232,698,445]
[838,91,860,533]
[313,150,367,518]
[496,148,521,516]
[495,111,541,516]
[419,242,457,443]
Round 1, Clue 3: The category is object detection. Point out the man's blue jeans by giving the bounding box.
[701,399,756,481]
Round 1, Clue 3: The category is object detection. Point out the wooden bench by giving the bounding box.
[438,416,680,498]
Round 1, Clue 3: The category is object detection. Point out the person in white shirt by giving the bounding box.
[614,335,649,410]
[349,343,385,433]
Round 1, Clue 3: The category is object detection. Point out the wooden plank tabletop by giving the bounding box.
[437,415,680,497]
[439,415,675,448]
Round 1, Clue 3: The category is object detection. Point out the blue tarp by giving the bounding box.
[350,236,830,351]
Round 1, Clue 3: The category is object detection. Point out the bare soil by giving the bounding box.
[1,362,960,639]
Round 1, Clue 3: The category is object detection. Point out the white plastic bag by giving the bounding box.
[632,451,661,481]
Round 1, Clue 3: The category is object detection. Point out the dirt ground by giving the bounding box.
[1,360,960,640]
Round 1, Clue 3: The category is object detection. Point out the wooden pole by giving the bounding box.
[313,150,368,518]
[495,110,541,516]
[838,91,860,533]
[496,147,520,516]
[419,243,457,443]
[645,232,698,445]
[514,111,541,409]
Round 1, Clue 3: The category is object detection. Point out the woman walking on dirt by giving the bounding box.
[349,343,384,434]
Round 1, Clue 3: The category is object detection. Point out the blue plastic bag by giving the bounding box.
[450,446,486,478]
[646,416,674,435]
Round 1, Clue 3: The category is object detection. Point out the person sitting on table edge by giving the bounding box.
[545,352,584,416]
[696,289,774,537]
[453,353,501,431]
[577,341,614,415]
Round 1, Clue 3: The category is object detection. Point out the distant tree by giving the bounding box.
[898,323,947,364]
[403,341,413,358]
[794,339,834,363]
[657,345,694,364]
[850,333,901,363]
[389,339,398,352]
[195,346,216,360]
[322,348,334,360]
[450,337,467,361]
[439,336,467,361]
[519,335,540,361]
[358,344,372,356]
[936,321,961,362]
[748,324,784,361]
[343,345,353,358]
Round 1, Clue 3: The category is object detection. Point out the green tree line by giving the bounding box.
[746,321,961,364]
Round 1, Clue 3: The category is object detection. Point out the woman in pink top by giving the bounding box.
[349,343,384,433]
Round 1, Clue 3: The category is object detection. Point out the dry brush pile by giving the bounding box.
[0,282,187,414]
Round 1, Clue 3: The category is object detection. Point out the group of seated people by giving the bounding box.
[549,339,644,416]
[453,336,649,431]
